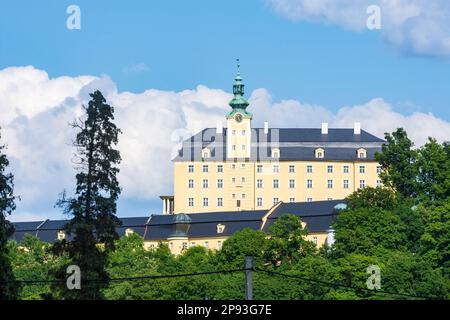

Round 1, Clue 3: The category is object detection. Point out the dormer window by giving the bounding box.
[202,148,211,159]
[271,148,280,159]
[357,148,367,159]
[125,228,134,237]
[315,148,325,159]
[57,230,66,241]
[217,224,225,234]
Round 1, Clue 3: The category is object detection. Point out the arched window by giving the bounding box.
[202,148,211,159]
[271,148,280,159]
[357,148,367,159]
[315,148,325,159]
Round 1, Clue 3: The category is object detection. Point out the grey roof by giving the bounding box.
[174,128,384,161]
[9,201,343,243]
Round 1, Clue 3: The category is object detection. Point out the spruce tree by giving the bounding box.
[52,90,122,299]
[0,128,19,299]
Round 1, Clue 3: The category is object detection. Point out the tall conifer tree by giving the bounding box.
[52,90,122,299]
[0,128,18,299]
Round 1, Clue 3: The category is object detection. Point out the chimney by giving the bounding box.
[354,122,361,135]
[264,121,269,134]
[216,122,223,134]
[321,122,328,134]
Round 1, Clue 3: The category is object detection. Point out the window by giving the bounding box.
[257,197,263,207]
[202,179,208,188]
[327,180,333,189]
[257,179,263,188]
[289,179,295,188]
[327,198,333,201]
[242,193,246,199]
[273,179,279,188]
[377,180,382,187]
[242,130,246,136]
[191,242,196,247]
[204,241,209,249]
[271,148,280,159]
[359,165,365,174]
[241,177,245,183]
[202,165,208,173]
[343,180,349,189]
[188,198,194,207]
[217,197,223,207]
[327,165,333,173]
[169,242,173,250]
[232,145,236,151]
[241,163,245,168]
[188,165,194,173]
[273,197,279,205]
[203,197,209,207]
[217,179,223,188]
[232,164,236,169]
[232,130,236,135]
[307,165,313,173]
[237,200,241,207]
[202,148,210,159]
[217,165,223,173]
[257,165,263,173]
[289,165,295,173]
[307,179,313,189]
[242,145,246,150]
[232,177,236,183]
[182,242,188,250]
[273,165,280,173]
[357,148,367,159]
[315,148,324,159]
[188,179,194,188]
[343,165,349,173]
[289,197,295,203]
[217,224,225,234]
[217,241,223,250]
[377,166,382,174]
[359,180,365,189]
[312,237,318,246]
[307,198,313,202]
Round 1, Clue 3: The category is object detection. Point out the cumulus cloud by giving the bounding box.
[268,0,450,57]
[1,66,449,220]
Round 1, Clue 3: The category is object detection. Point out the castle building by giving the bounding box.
[169,62,384,215]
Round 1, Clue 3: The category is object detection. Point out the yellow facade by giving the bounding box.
[174,160,381,214]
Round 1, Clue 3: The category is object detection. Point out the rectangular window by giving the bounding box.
[202,165,208,173]
[257,165,263,173]
[257,179,263,188]
[203,198,209,207]
[232,130,236,135]
[273,165,280,173]
[273,179,279,188]
[242,145,246,150]
[204,241,209,249]
[217,197,223,207]
[241,177,245,183]
[188,165,194,173]
[359,180,365,189]
[232,164,236,169]
[307,198,313,202]
[241,163,245,168]
[289,165,295,173]
[232,145,236,151]
[188,198,194,207]
[289,179,295,188]
[343,180,349,189]
[327,198,333,201]
[232,177,236,183]
[377,180,382,187]
[343,165,349,173]
[202,179,208,188]
[327,179,333,189]
[312,237,318,246]
[359,165,365,174]
[232,193,236,199]
[307,165,313,173]
[289,197,295,203]
[377,166,382,174]
[217,241,223,250]
[273,197,279,205]
[242,193,246,199]
[217,179,223,188]
[257,197,263,207]
[217,165,223,173]
[188,179,194,188]
[242,130,246,136]
[327,165,333,173]
[182,242,188,250]
[307,179,313,189]
[191,242,196,247]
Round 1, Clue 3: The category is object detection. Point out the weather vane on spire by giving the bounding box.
[236,58,240,74]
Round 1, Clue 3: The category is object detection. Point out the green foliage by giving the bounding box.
[0,128,18,299]
[51,90,122,300]
[376,128,419,198]
[346,187,399,210]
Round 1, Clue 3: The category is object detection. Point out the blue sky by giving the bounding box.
[1,0,450,220]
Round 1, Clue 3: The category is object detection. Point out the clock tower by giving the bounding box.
[226,59,252,159]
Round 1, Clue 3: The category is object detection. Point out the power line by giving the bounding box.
[254,268,438,300]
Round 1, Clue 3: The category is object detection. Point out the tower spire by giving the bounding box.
[228,58,250,111]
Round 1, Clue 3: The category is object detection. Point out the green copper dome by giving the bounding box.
[228,59,252,118]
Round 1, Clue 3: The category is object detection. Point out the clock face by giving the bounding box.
[234,113,243,123]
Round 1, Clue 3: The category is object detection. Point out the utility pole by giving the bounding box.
[245,256,253,300]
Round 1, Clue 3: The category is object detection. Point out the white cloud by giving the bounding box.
[268,0,450,57]
[1,66,449,221]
